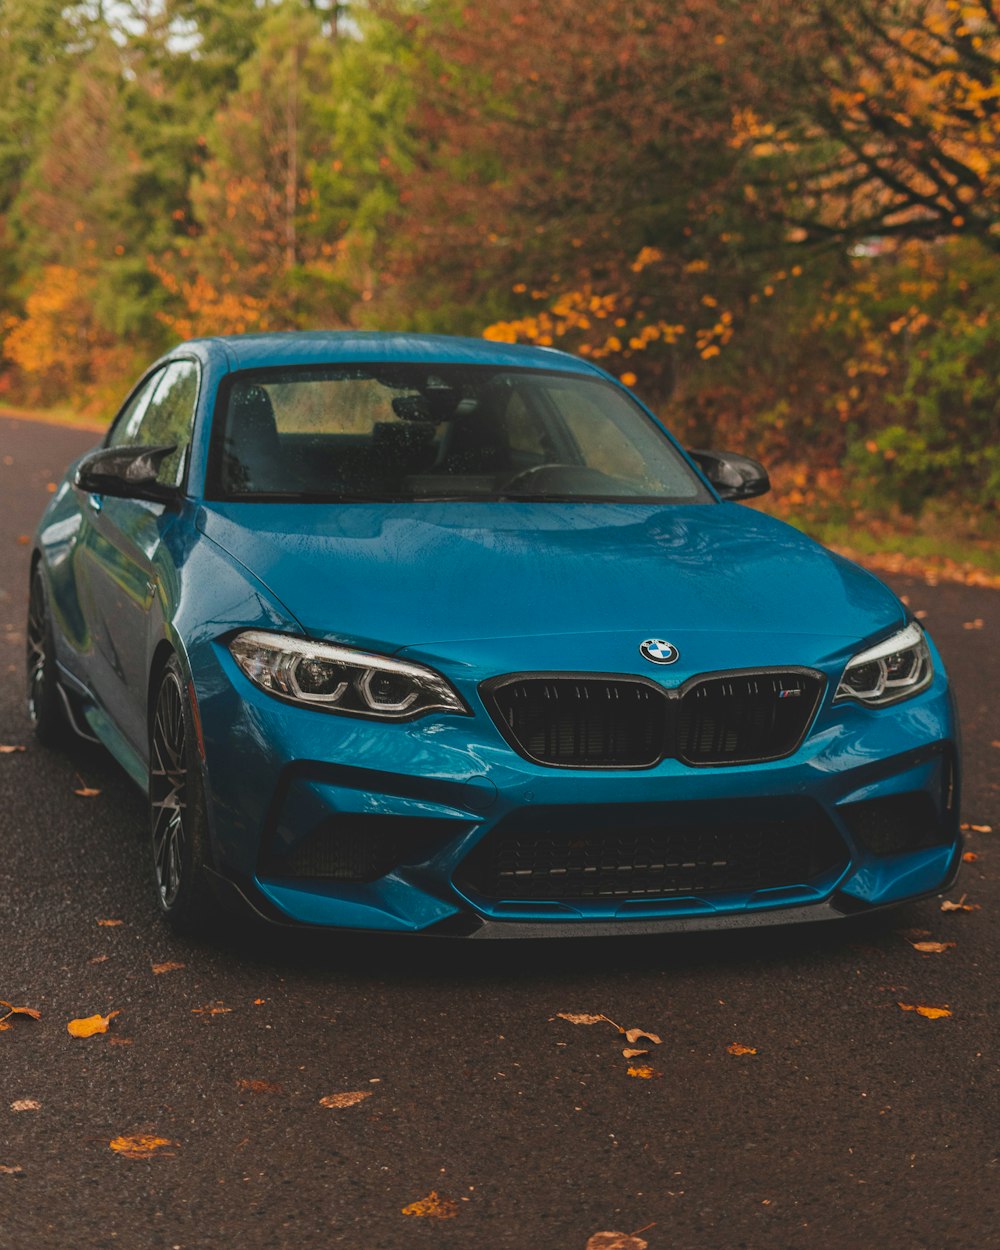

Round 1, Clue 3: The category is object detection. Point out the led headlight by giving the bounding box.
[228,631,468,721]
[834,622,933,707]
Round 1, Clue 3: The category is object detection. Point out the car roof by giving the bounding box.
[181,330,602,376]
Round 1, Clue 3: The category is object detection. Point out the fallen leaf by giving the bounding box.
[586,1234,650,1250]
[67,1011,119,1038]
[622,1048,649,1059]
[151,962,184,975]
[962,823,992,834]
[727,1043,758,1056]
[319,1091,372,1109]
[96,919,122,927]
[910,941,955,953]
[108,1038,133,1046]
[0,1001,41,1024]
[401,1190,459,1219]
[88,954,109,965]
[46,482,56,493]
[0,745,25,754]
[191,1004,231,1015]
[626,1065,661,1079]
[0,1023,10,1032]
[624,1027,662,1046]
[74,787,101,798]
[237,1079,284,1094]
[556,1012,620,1029]
[962,619,984,630]
[991,741,1000,750]
[0,1165,23,1176]
[253,998,267,1005]
[962,852,978,863]
[10,1100,40,1112]
[940,895,979,913]
[897,1002,952,1019]
[16,535,29,545]
[109,1135,176,1159]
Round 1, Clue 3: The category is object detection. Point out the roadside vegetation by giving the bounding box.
[0,0,997,574]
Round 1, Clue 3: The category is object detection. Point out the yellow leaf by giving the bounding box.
[151,962,184,975]
[401,1190,459,1219]
[897,1002,952,1019]
[624,1027,662,1046]
[109,1135,176,1159]
[727,1043,758,1056]
[318,1091,372,1109]
[626,1065,661,1079]
[0,1001,41,1023]
[586,1234,650,1250]
[67,1011,119,1037]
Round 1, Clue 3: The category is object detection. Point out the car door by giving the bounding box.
[76,359,200,756]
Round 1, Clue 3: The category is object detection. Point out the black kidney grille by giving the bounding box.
[456,808,847,902]
[483,670,824,768]
[492,678,667,767]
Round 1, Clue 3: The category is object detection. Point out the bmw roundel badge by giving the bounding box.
[639,638,679,665]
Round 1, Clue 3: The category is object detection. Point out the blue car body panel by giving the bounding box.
[31,332,962,936]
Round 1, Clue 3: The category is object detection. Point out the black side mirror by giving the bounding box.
[688,449,770,501]
[74,444,178,503]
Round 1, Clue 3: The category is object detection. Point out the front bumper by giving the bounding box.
[192,642,962,935]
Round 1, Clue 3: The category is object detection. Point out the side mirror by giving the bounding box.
[74,444,178,503]
[688,449,770,501]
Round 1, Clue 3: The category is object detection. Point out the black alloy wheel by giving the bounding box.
[149,656,213,932]
[26,567,69,746]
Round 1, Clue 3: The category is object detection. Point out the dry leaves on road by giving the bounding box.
[0,1001,41,1026]
[940,895,979,913]
[963,852,978,863]
[728,1043,758,1056]
[555,1012,616,1027]
[73,785,101,798]
[585,1232,651,1250]
[0,745,25,754]
[96,919,122,927]
[0,1165,24,1176]
[961,823,993,834]
[401,1190,459,1219]
[67,1011,119,1038]
[151,962,184,975]
[237,1079,284,1095]
[109,1135,177,1159]
[910,941,956,954]
[191,1004,231,1015]
[10,1100,40,1112]
[626,1065,662,1080]
[319,1091,372,1109]
[898,1002,952,1020]
[962,619,984,630]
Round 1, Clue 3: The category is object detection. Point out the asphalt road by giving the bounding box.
[1,413,997,1250]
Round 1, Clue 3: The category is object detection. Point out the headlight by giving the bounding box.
[228,630,469,721]
[834,622,933,707]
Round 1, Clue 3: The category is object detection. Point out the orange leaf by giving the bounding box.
[109,1135,176,1159]
[237,1079,284,1094]
[897,1002,952,1019]
[0,1001,41,1023]
[555,1012,620,1028]
[319,1091,372,1109]
[401,1190,459,1219]
[0,745,26,754]
[586,1234,650,1250]
[67,1011,119,1038]
[910,941,955,953]
[10,1099,40,1112]
[151,962,184,975]
[624,1027,662,1046]
[74,787,101,798]
[727,1043,758,1056]
[940,896,979,913]
[962,852,978,863]
[97,919,122,927]
[0,1165,24,1176]
[626,1065,661,1079]
[622,1047,649,1059]
[191,1004,231,1015]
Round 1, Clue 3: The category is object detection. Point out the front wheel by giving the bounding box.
[26,566,70,747]
[149,656,214,934]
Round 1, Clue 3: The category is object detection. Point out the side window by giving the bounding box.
[108,360,200,488]
[107,370,164,449]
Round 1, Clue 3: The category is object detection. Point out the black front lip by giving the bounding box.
[205,840,963,939]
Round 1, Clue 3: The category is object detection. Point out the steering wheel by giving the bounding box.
[501,463,629,495]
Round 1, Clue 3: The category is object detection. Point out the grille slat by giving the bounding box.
[456,804,848,902]
[483,669,824,768]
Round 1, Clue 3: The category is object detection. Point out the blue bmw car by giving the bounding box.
[27,332,961,936]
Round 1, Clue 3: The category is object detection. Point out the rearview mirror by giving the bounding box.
[687,449,770,501]
[74,444,178,503]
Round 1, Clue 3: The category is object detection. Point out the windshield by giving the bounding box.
[208,364,710,503]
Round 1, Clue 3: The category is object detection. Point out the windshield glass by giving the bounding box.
[208,364,710,503]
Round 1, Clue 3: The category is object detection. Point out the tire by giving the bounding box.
[149,655,216,935]
[26,566,70,748]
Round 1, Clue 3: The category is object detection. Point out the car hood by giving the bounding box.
[197,501,904,678]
